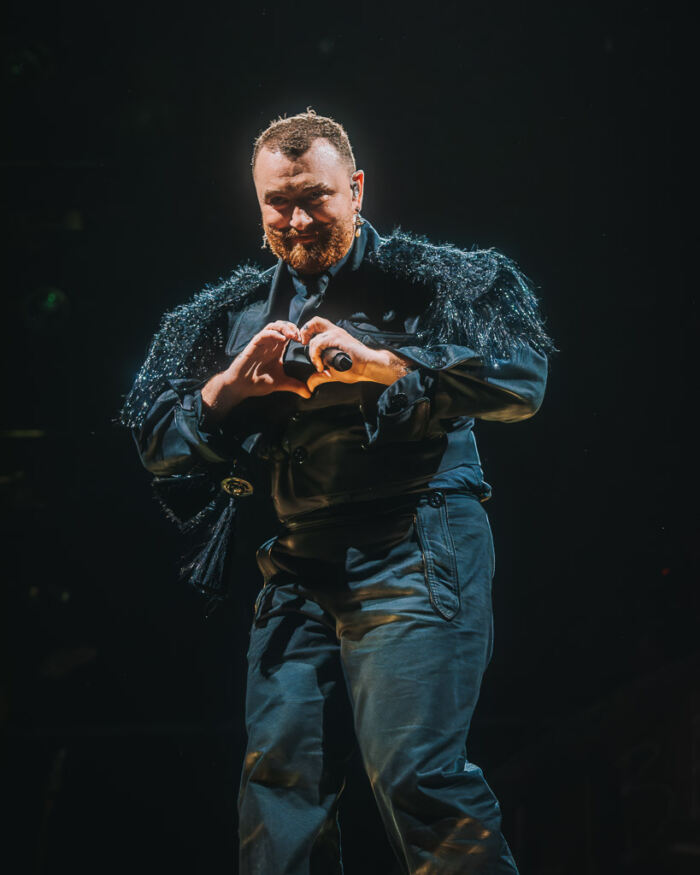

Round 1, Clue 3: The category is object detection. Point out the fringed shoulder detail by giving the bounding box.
[119,264,271,429]
[368,228,556,362]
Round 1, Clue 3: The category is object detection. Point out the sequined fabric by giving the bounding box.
[119,264,271,430]
[366,230,556,361]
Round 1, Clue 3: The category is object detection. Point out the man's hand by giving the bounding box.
[201,320,311,425]
[299,317,413,393]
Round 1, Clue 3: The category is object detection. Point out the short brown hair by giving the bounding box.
[251,108,356,173]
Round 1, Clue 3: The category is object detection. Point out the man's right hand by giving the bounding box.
[201,320,311,425]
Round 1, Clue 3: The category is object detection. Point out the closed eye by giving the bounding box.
[265,187,333,208]
[306,193,329,206]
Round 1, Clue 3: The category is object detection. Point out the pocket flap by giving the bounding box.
[414,491,460,620]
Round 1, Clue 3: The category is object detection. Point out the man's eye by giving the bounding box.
[269,197,288,207]
[306,194,328,205]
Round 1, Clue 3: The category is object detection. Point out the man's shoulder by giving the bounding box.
[163,263,275,329]
[369,227,509,296]
[120,262,277,430]
[366,226,555,358]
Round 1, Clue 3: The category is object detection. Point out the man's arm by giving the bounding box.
[361,342,548,446]
[132,376,235,476]
[134,319,309,475]
[390,342,547,420]
[298,317,549,446]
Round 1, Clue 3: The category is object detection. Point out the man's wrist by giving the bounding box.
[364,349,415,385]
[200,371,246,425]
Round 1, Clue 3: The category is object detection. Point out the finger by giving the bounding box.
[306,370,333,393]
[249,328,289,347]
[264,321,302,341]
[307,333,333,372]
[276,379,312,399]
[299,316,334,344]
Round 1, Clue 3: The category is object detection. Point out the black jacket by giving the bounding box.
[121,220,554,602]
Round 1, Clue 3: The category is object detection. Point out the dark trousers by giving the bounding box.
[238,489,519,875]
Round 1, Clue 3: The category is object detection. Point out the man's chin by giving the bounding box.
[285,243,331,274]
[270,241,333,274]
[264,222,355,274]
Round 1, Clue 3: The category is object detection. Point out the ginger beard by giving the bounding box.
[263,215,355,275]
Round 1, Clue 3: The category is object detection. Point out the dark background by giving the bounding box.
[1,2,696,873]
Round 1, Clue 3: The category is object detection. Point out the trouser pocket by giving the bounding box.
[253,535,279,619]
[414,490,460,620]
[255,535,279,582]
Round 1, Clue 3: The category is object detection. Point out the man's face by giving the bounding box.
[253,138,364,275]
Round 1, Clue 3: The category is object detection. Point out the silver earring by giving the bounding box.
[354,212,365,239]
[260,231,269,250]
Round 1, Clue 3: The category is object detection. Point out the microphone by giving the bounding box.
[321,347,352,371]
[283,341,353,380]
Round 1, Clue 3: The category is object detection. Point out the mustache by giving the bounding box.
[272,226,329,244]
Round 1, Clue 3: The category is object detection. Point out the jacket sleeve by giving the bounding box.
[363,341,548,446]
[133,376,242,476]
[358,238,555,446]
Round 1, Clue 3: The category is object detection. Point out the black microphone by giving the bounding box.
[283,341,353,380]
[321,347,352,371]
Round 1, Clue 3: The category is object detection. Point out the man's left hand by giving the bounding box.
[299,317,413,393]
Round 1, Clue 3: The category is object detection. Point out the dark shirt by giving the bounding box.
[287,239,353,326]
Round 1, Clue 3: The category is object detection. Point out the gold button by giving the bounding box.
[220,476,254,497]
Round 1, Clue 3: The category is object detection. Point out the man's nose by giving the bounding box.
[290,207,313,232]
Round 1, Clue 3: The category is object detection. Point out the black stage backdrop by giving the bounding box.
[1,2,695,874]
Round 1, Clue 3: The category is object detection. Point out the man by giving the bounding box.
[120,110,553,874]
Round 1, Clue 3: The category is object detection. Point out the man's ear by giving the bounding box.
[351,169,364,210]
